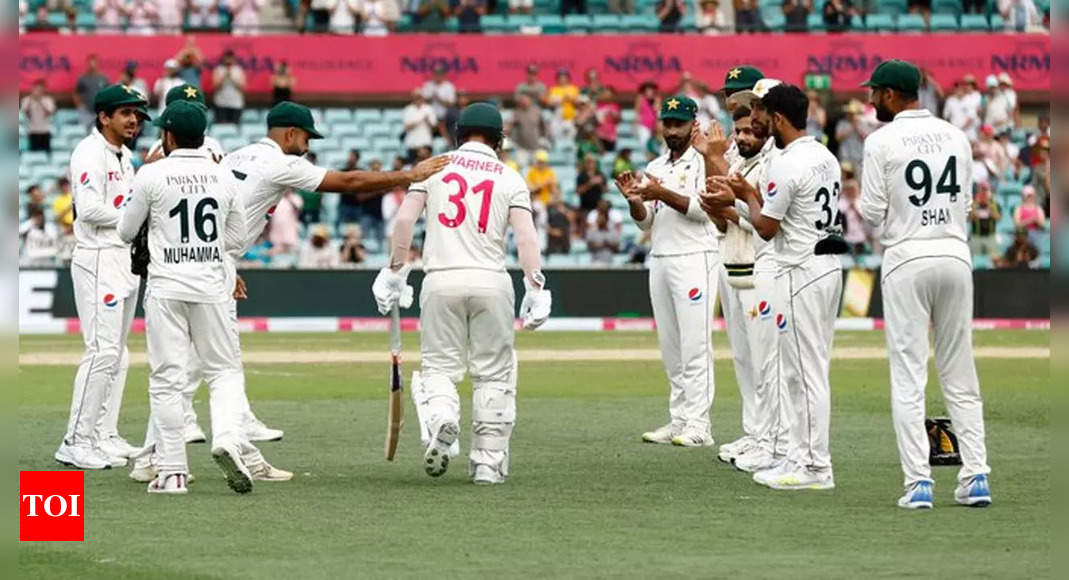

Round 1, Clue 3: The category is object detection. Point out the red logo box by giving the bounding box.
[20,471,84,542]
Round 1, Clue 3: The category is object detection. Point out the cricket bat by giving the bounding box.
[385,304,404,461]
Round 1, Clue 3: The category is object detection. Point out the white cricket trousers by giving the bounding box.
[881,256,990,487]
[648,251,719,433]
[718,267,789,454]
[778,255,842,473]
[64,247,139,447]
[144,295,260,475]
[418,269,516,475]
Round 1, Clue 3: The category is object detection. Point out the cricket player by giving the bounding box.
[697,98,788,473]
[859,60,990,509]
[372,102,551,485]
[55,84,150,470]
[144,84,224,164]
[718,83,842,490]
[615,95,718,448]
[119,101,276,494]
[720,65,765,170]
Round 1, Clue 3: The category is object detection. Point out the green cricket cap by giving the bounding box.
[457,102,504,134]
[659,95,698,122]
[721,65,765,93]
[267,101,324,139]
[93,84,150,119]
[861,59,921,93]
[165,83,207,106]
[152,100,207,139]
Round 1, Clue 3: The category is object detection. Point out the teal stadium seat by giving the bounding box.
[324,109,352,124]
[761,8,786,31]
[932,0,962,17]
[897,14,926,31]
[509,14,537,31]
[564,14,592,33]
[592,14,623,32]
[481,15,512,33]
[621,14,657,32]
[989,14,1005,29]
[960,14,990,30]
[929,13,959,31]
[877,0,909,16]
[354,109,382,123]
[865,13,896,31]
[972,255,993,270]
[535,15,566,34]
[806,13,827,31]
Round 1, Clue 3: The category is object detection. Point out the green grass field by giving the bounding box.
[18,331,1050,579]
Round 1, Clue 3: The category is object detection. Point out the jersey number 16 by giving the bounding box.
[437,172,495,234]
[169,198,219,243]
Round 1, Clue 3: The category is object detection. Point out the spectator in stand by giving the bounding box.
[783,0,812,32]
[336,149,363,226]
[402,89,438,162]
[126,0,159,34]
[735,0,763,32]
[907,0,931,26]
[57,221,76,266]
[976,125,1011,179]
[527,150,560,206]
[1013,185,1047,248]
[21,80,56,154]
[582,68,605,100]
[156,0,185,33]
[997,72,1020,123]
[834,99,872,174]
[1030,135,1050,210]
[561,0,587,15]
[26,185,46,210]
[697,0,729,34]
[443,90,469,146]
[360,0,402,35]
[823,0,854,32]
[153,60,185,116]
[575,124,601,164]
[968,181,1001,259]
[586,197,623,236]
[657,0,686,32]
[270,190,304,257]
[381,183,407,239]
[188,0,224,29]
[595,86,621,152]
[19,206,59,267]
[1004,156,1031,185]
[917,68,944,116]
[997,227,1038,268]
[962,0,985,13]
[500,141,521,173]
[231,0,267,34]
[93,0,125,33]
[272,60,296,104]
[175,37,206,87]
[545,192,574,255]
[515,64,547,106]
[299,225,341,268]
[962,74,984,121]
[996,129,1019,164]
[510,95,548,167]
[806,90,826,140]
[421,63,457,122]
[546,68,580,141]
[573,94,598,142]
[586,205,621,264]
[944,77,982,142]
[998,0,1044,31]
[838,163,873,255]
[410,0,452,32]
[983,75,1014,135]
[212,50,246,125]
[52,177,75,228]
[576,153,607,230]
[509,0,533,14]
[118,62,149,100]
[339,224,368,264]
[73,54,109,129]
[305,0,333,32]
[645,123,665,161]
[634,81,661,147]
[19,1,27,33]
[971,142,993,187]
[608,0,634,13]
[358,160,388,247]
[451,0,486,33]
[612,148,634,178]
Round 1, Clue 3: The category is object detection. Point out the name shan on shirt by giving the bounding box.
[162,245,222,264]
[166,174,220,195]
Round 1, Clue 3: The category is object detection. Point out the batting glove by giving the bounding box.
[520,272,551,330]
[372,265,413,315]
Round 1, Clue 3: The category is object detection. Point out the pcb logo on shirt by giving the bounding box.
[687,288,703,302]
[776,313,788,332]
[102,293,118,308]
[20,471,84,542]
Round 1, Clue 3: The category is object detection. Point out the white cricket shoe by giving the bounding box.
[55,442,111,470]
[765,466,835,491]
[752,457,792,486]
[733,448,780,473]
[954,474,992,507]
[147,473,189,495]
[472,464,505,486]
[244,417,283,442]
[671,427,714,448]
[641,423,683,444]
[424,421,459,478]
[717,436,757,463]
[898,480,934,510]
[97,435,138,458]
[212,444,254,494]
[131,460,196,484]
[94,447,129,468]
[250,462,294,482]
[184,423,207,444]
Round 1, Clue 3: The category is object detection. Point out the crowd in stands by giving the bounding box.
[19,0,1052,34]
[19,37,1051,270]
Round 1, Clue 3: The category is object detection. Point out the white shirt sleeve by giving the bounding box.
[509,176,533,212]
[222,178,248,261]
[119,170,152,243]
[70,147,121,227]
[269,156,328,192]
[859,138,888,228]
[759,158,795,221]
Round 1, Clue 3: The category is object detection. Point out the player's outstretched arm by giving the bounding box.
[118,173,152,243]
[318,156,449,195]
[387,193,426,272]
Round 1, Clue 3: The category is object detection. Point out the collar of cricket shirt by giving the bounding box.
[662,145,698,167]
[91,127,124,155]
[894,109,933,121]
[167,148,210,159]
[458,141,499,160]
[781,135,816,154]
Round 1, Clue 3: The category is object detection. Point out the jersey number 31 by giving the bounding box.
[438,172,494,234]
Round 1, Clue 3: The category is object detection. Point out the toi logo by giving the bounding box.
[20,471,85,541]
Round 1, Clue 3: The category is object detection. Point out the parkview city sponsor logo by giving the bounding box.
[20,471,85,542]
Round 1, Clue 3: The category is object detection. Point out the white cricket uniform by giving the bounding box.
[63,128,140,448]
[718,146,789,455]
[633,146,718,433]
[759,135,843,474]
[146,135,224,163]
[409,141,531,478]
[859,109,989,488]
[119,148,262,475]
